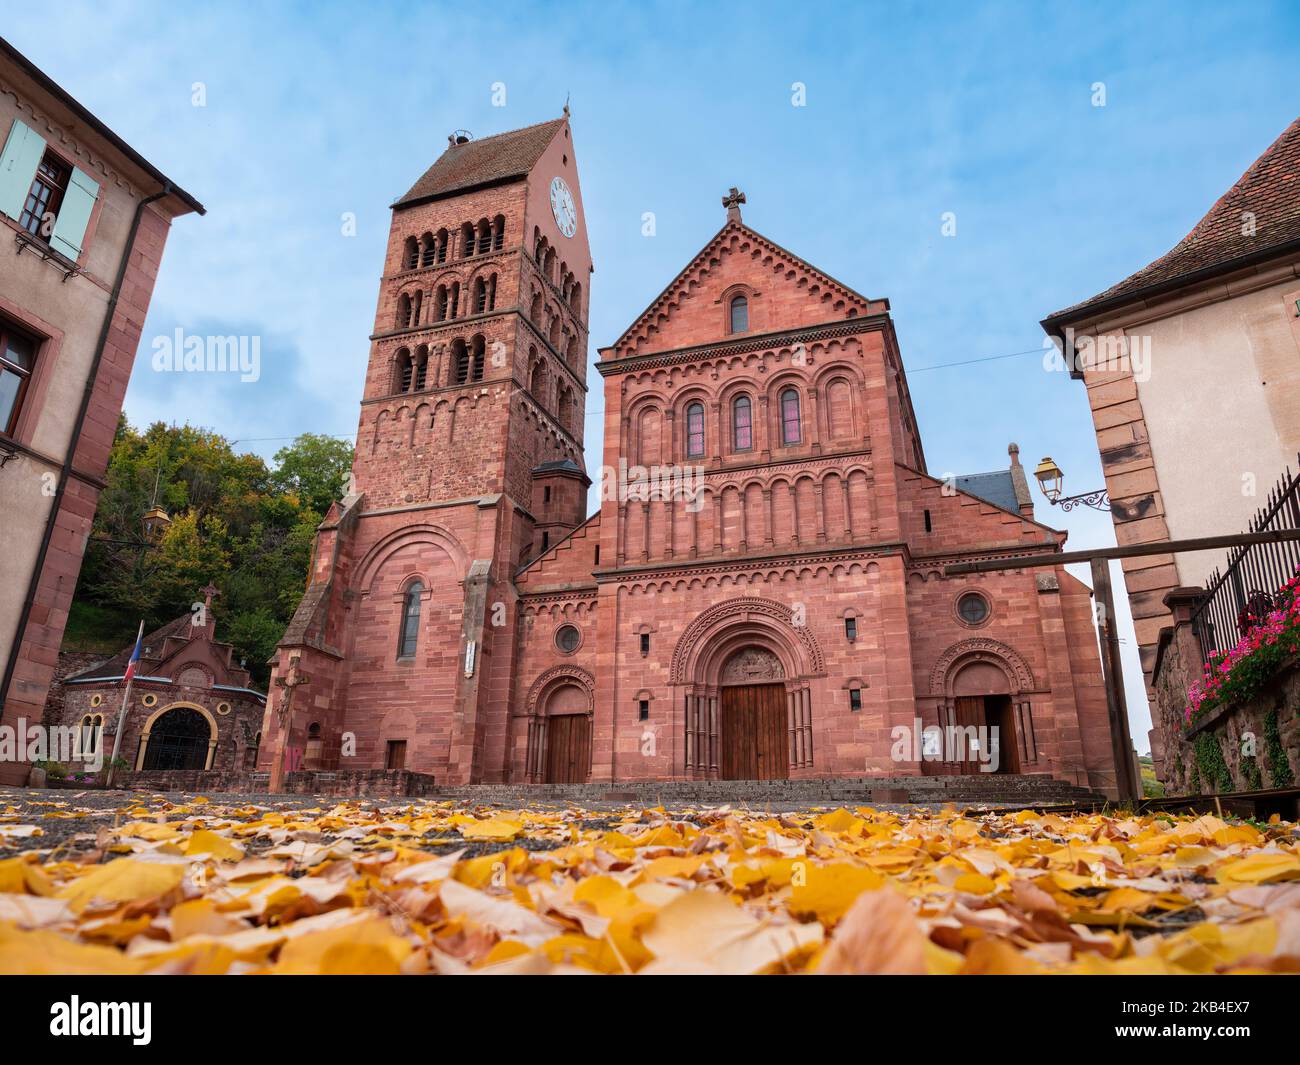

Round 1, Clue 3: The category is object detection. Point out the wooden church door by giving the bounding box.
[720,684,789,780]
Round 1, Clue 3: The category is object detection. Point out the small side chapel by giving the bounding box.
[261,117,1119,795]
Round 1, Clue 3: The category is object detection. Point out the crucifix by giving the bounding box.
[268,653,310,792]
[722,186,746,222]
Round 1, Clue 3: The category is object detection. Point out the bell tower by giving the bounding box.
[354,116,591,532]
[266,116,593,786]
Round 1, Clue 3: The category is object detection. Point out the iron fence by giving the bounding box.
[1192,458,1300,664]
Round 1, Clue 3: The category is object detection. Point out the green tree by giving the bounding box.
[70,418,351,686]
[269,433,353,515]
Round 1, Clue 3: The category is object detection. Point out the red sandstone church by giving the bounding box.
[262,116,1117,794]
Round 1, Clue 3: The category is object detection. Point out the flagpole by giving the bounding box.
[105,620,144,788]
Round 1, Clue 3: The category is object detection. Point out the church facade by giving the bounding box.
[263,117,1119,794]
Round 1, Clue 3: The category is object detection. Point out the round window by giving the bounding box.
[957,592,990,626]
[555,625,581,653]
[141,693,158,707]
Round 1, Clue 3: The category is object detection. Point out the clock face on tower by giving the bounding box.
[549,175,577,238]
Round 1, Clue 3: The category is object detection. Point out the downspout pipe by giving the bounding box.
[0,183,171,719]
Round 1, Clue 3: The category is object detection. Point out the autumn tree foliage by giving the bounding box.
[73,417,353,683]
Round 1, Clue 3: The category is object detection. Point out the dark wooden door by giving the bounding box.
[987,695,1018,774]
[953,696,984,774]
[545,714,591,783]
[720,684,789,780]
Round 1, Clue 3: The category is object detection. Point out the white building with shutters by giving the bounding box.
[0,36,203,779]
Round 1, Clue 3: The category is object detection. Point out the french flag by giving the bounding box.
[123,623,144,683]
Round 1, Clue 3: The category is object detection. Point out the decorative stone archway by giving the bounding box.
[523,666,595,783]
[929,638,1040,771]
[670,597,823,779]
[134,701,219,771]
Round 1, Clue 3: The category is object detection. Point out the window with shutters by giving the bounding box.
[1,122,100,261]
[0,319,38,438]
[19,151,70,241]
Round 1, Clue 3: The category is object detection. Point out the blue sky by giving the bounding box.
[8,1,1300,746]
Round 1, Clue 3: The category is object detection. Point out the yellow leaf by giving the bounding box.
[952,872,997,896]
[58,858,184,913]
[457,818,523,841]
[1215,853,1300,885]
[0,923,144,974]
[642,890,822,974]
[184,830,244,861]
[789,862,884,925]
[0,857,55,896]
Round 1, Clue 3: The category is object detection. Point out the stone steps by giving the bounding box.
[420,775,1106,807]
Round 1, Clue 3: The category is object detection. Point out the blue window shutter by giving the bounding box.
[49,166,100,260]
[0,119,46,221]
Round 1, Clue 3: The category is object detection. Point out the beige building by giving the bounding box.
[0,37,202,782]
[1041,115,1300,773]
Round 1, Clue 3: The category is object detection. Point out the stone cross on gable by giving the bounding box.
[722,187,746,222]
[200,583,220,612]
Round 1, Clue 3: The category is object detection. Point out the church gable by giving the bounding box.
[606,219,883,360]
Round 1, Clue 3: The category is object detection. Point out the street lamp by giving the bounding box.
[1034,456,1110,512]
[142,505,171,541]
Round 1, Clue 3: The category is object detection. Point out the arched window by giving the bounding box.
[452,339,469,384]
[435,285,449,321]
[570,282,582,314]
[413,346,428,390]
[476,219,491,255]
[403,236,418,270]
[419,233,435,268]
[492,215,505,251]
[398,581,423,658]
[685,401,705,458]
[780,388,801,444]
[448,281,460,319]
[470,335,486,381]
[732,395,753,451]
[395,349,413,393]
[459,222,475,258]
[435,228,449,263]
[397,293,412,329]
[729,294,748,333]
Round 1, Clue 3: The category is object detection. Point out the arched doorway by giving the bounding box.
[542,683,591,784]
[139,705,214,771]
[523,668,595,784]
[950,661,1017,774]
[719,647,788,780]
[671,597,822,780]
[931,639,1038,776]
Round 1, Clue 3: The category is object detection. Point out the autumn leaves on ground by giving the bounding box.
[1,791,1298,974]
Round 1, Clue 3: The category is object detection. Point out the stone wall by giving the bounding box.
[1151,588,1300,794]
[127,768,437,797]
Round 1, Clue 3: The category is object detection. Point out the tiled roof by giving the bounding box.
[1047,116,1300,322]
[394,119,565,207]
[955,470,1020,514]
[69,615,192,681]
